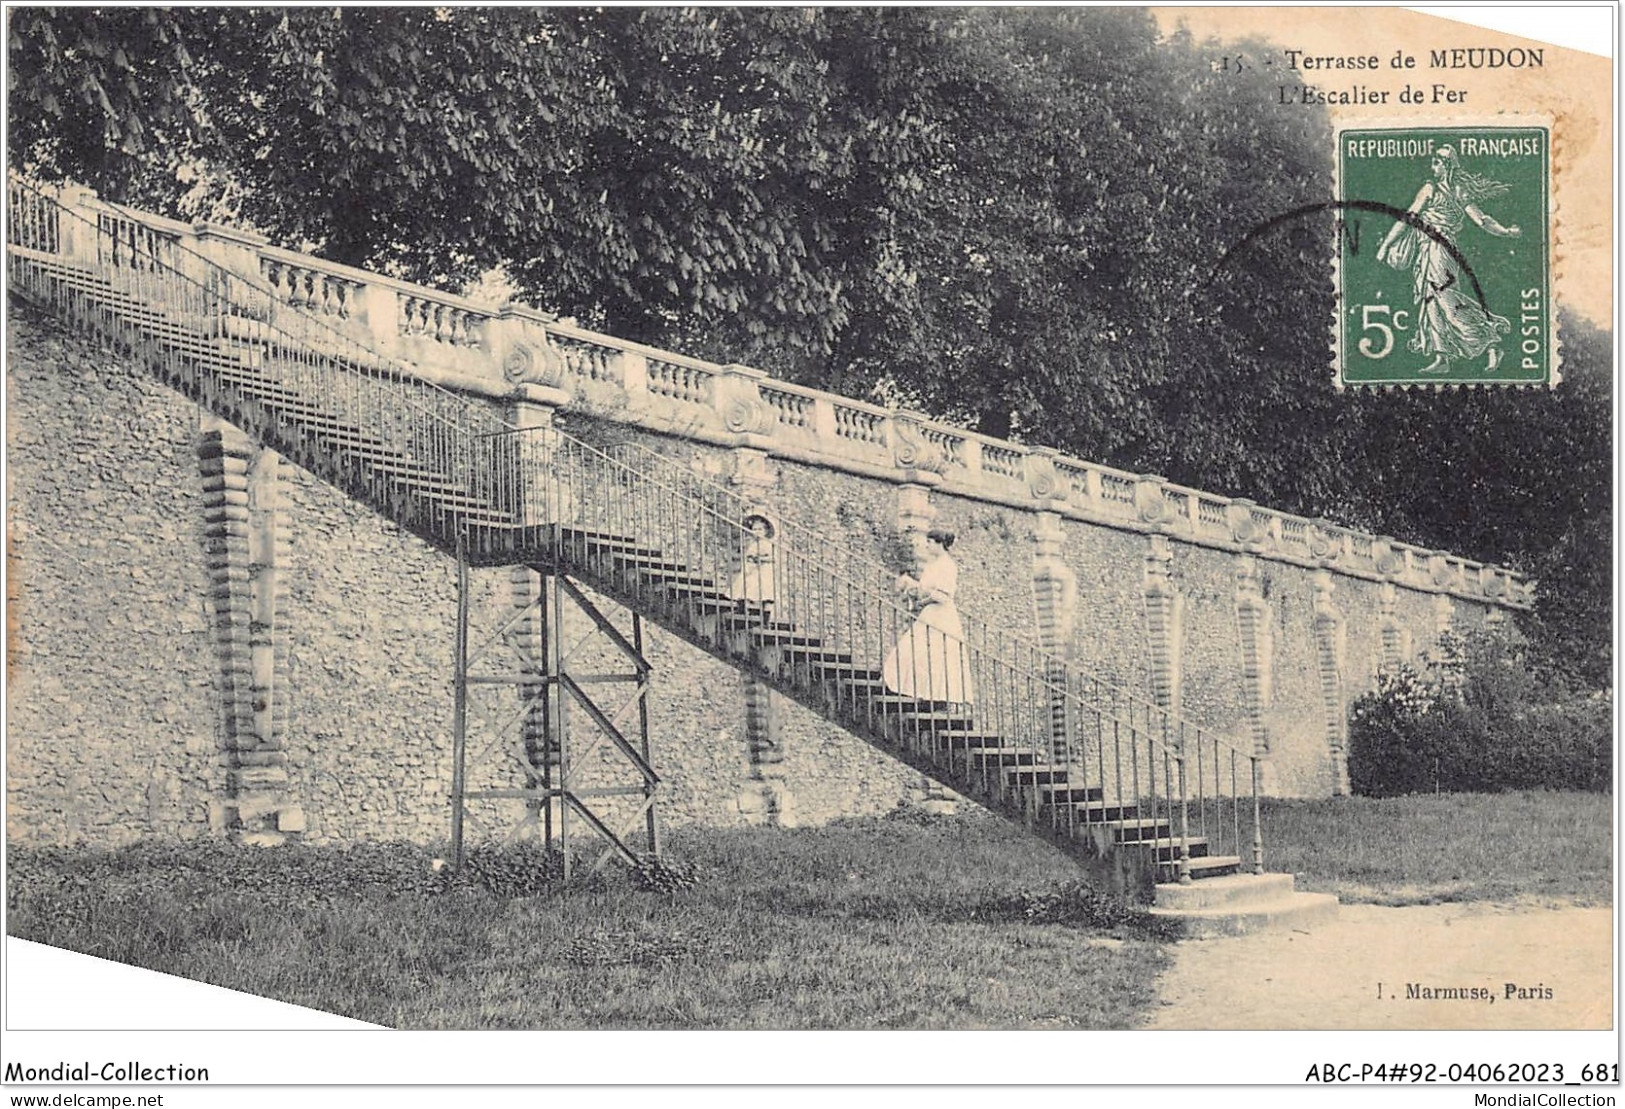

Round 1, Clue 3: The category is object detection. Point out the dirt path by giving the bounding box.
[1146,900,1613,1029]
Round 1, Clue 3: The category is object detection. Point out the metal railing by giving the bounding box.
[7,174,1265,882]
[567,431,1264,840]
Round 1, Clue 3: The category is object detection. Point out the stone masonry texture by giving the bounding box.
[7,304,1513,846]
[7,309,927,846]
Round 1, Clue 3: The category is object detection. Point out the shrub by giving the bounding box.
[629,855,702,893]
[1348,630,1612,797]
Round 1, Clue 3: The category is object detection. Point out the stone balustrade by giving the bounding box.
[45,183,1533,610]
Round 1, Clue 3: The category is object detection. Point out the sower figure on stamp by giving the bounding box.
[882,528,974,706]
[1376,144,1522,374]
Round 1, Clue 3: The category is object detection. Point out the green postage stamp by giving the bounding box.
[1336,123,1554,387]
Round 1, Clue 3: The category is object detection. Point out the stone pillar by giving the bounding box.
[200,417,293,844]
[271,489,293,776]
[729,445,794,826]
[1310,570,1350,795]
[1377,581,1409,670]
[895,482,936,541]
[1234,555,1275,792]
[510,566,553,798]
[509,392,572,528]
[191,223,274,331]
[1432,592,1455,640]
[1033,511,1078,761]
[1142,534,1184,719]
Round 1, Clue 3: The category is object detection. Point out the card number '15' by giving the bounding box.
[1356,305,1409,359]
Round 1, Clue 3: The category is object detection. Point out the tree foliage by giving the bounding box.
[10,7,1610,683]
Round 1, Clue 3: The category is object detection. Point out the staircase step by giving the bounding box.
[754,630,829,648]
[1135,837,1212,863]
[1156,854,1242,882]
[1149,889,1339,937]
[1036,783,1105,803]
[220,377,305,404]
[606,555,696,575]
[648,588,742,612]
[1151,872,1297,912]
[721,615,798,633]
[868,694,971,713]
[1105,818,1175,843]
[19,241,1297,921]
[1004,767,1074,786]
[926,729,1013,749]
[641,571,722,590]
[251,397,361,426]
[781,649,856,668]
[463,524,557,559]
[1067,802,1143,824]
[820,668,888,690]
[718,601,776,623]
[961,748,1043,767]
[369,463,469,495]
[805,658,878,676]
[559,529,661,558]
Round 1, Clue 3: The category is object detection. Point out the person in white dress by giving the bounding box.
[729,513,778,616]
[882,528,974,705]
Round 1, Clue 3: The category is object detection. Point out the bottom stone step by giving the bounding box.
[1147,890,1339,937]
[1152,871,1296,911]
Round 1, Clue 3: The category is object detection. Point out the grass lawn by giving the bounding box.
[1260,790,1614,906]
[6,811,1171,1030]
[10,791,1610,1028]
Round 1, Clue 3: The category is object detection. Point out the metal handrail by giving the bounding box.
[11,174,514,446]
[509,427,1261,768]
[8,175,1265,879]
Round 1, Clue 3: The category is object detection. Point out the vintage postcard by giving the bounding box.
[1,5,1613,1100]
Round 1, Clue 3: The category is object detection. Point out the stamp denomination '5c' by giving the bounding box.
[1336,124,1553,387]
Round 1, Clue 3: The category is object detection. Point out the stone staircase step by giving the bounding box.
[1151,872,1298,911]
[1148,889,1339,937]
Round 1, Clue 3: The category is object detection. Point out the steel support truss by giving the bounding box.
[450,547,660,877]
